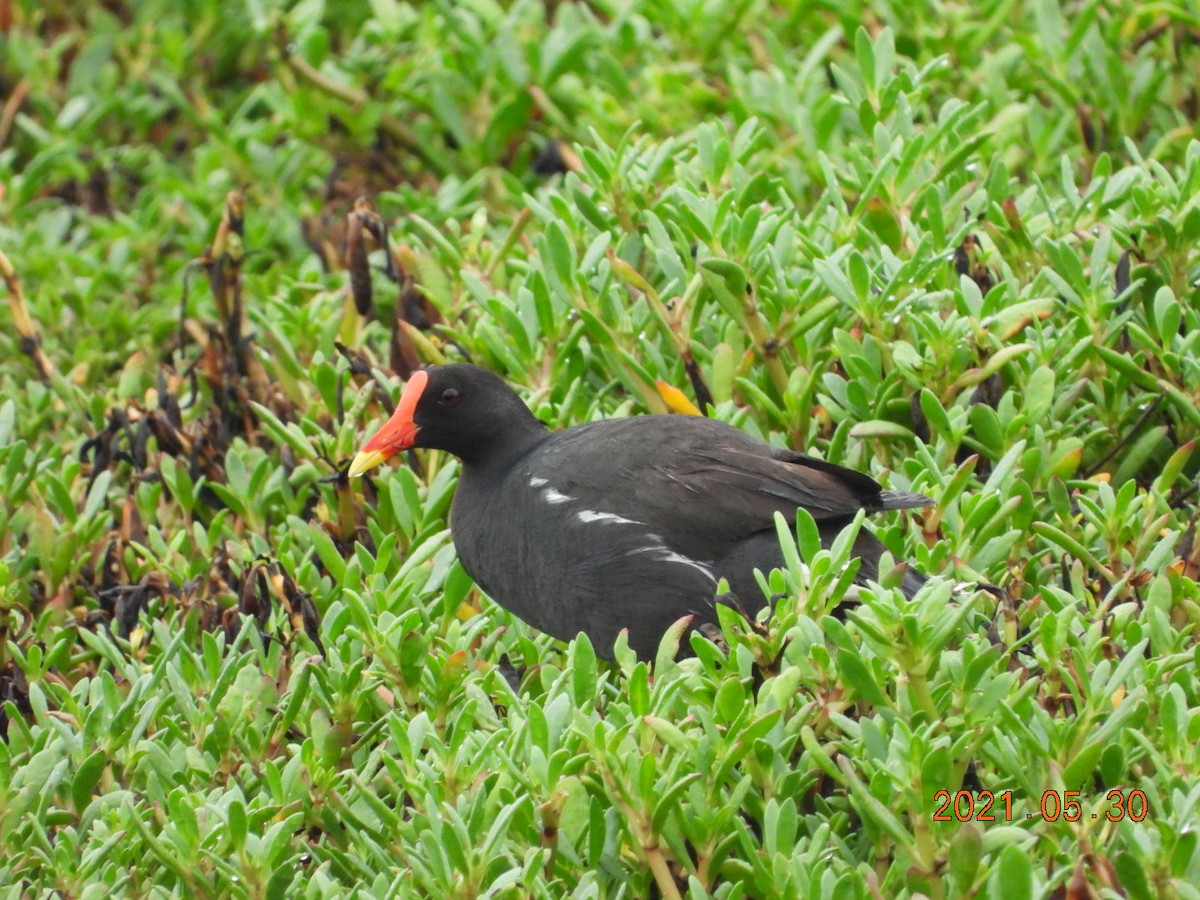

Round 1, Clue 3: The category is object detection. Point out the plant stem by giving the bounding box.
[0,248,58,383]
[644,842,683,900]
[906,667,939,721]
[741,293,790,398]
[282,49,448,176]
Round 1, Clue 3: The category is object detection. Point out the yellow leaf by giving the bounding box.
[655,380,702,416]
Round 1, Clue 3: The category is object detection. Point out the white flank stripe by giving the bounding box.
[576,509,645,527]
[540,486,573,505]
[534,488,718,584]
[624,545,716,581]
[651,548,716,580]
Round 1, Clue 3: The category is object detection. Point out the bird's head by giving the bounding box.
[348,364,542,474]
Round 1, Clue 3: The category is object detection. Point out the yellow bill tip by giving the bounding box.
[348,449,390,478]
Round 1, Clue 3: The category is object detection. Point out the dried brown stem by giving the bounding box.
[202,192,261,390]
[0,248,57,382]
[345,196,393,317]
[0,78,29,151]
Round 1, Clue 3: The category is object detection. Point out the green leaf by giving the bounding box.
[949,824,983,890]
[0,399,15,445]
[71,751,107,814]
[714,677,747,724]
[987,844,1033,900]
[628,662,650,716]
[570,634,598,706]
[1062,740,1104,788]
[849,420,916,440]
[1112,851,1153,900]
[700,259,748,321]
[1023,365,1055,424]
[836,649,889,707]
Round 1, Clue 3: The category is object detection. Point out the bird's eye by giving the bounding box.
[438,388,461,406]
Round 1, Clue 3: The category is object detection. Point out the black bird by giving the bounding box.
[350,364,931,660]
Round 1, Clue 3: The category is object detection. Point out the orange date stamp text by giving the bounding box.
[933,789,1148,823]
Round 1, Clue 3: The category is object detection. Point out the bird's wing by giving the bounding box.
[539,416,931,558]
[639,446,902,530]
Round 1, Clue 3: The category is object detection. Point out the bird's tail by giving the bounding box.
[878,489,933,510]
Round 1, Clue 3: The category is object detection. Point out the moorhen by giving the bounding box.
[349,364,931,660]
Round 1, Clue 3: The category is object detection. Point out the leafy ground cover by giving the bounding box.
[2,0,1199,896]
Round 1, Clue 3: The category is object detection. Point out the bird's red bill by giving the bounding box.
[348,369,428,476]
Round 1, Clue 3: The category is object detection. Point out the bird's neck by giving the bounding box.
[458,416,548,474]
